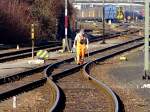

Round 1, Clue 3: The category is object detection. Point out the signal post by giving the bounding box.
[31,24,35,59]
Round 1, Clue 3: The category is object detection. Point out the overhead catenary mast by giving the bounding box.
[143,0,149,79]
[102,0,106,44]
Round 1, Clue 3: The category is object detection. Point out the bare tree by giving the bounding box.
[0,0,75,44]
[0,0,32,43]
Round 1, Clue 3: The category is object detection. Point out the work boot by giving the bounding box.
[80,59,84,64]
[76,60,80,65]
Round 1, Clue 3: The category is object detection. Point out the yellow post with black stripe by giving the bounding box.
[36,50,49,60]
[31,24,35,59]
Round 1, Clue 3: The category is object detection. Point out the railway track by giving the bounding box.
[0,75,57,111]
[45,37,143,111]
[0,33,143,111]
[53,71,115,111]
[0,44,62,63]
[0,41,61,56]
[0,28,140,63]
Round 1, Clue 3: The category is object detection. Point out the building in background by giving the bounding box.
[73,0,144,21]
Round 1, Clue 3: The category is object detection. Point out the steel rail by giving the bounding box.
[0,36,143,85]
[0,35,143,110]
[83,64,119,112]
[0,36,143,111]
[46,37,143,81]
[0,28,140,63]
[0,35,142,85]
[0,78,47,101]
[44,66,60,112]
[0,46,61,63]
[0,42,61,58]
[0,63,49,85]
[83,43,144,112]
[46,38,143,111]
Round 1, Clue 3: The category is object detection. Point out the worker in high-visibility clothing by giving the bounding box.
[73,29,89,64]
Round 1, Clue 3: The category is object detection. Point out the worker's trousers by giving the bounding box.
[76,44,86,64]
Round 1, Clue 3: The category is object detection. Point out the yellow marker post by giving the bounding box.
[31,24,35,59]
[116,7,124,20]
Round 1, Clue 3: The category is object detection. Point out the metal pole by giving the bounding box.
[65,0,70,51]
[102,0,105,44]
[55,18,58,39]
[144,0,149,75]
[130,0,132,22]
[31,24,35,59]
[32,39,34,59]
[132,0,134,22]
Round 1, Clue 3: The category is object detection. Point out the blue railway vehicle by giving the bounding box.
[104,5,117,22]
[124,11,144,20]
